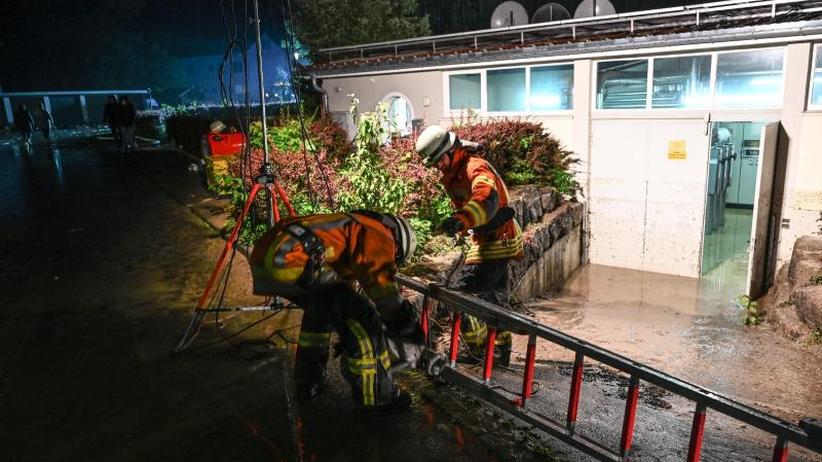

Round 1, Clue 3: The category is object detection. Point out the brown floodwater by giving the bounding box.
[518,263,822,422]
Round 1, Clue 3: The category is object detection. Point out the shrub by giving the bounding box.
[451,118,580,195]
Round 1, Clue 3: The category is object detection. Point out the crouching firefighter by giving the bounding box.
[249,211,423,412]
[415,125,524,367]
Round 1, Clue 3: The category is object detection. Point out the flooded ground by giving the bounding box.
[0,142,507,462]
[520,263,822,423]
[3,139,818,461]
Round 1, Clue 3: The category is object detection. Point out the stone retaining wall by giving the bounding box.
[405,185,585,306]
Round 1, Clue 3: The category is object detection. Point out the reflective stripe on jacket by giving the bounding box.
[249,212,403,309]
[440,144,523,264]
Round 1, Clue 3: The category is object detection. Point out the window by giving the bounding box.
[449,73,481,110]
[715,49,784,108]
[652,55,711,109]
[487,68,526,112]
[385,95,412,136]
[530,64,573,110]
[810,45,822,108]
[596,60,648,109]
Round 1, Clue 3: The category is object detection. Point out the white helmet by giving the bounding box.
[384,214,417,265]
[415,125,457,167]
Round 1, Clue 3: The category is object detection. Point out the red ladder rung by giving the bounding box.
[483,327,497,384]
[772,437,789,462]
[520,334,537,408]
[687,402,707,462]
[620,375,641,458]
[449,311,461,367]
[566,352,584,434]
[420,295,431,346]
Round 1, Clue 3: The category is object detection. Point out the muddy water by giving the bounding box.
[520,263,822,422]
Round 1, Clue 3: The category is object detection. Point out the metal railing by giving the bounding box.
[397,274,820,462]
[316,0,822,67]
[1,89,152,127]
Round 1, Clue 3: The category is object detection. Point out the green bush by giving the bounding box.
[451,118,580,195]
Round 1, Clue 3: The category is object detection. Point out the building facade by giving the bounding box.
[311,0,822,297]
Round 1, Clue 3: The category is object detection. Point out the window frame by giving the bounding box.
[526,63,576,114]
[712,47,786,110]
[592,58,651,111]
[443,62,575,117]
[443,70,485,115]
[592,47,787,112]
[807,43,822,111]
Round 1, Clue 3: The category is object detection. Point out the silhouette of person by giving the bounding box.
[102,94,119,142]
[37,102,54,144]
[117,96,137,153]
[14,104,35,145]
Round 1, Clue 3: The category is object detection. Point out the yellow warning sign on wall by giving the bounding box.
[668,140,687,160]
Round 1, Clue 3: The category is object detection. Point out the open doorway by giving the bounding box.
[701,121,780,298]
[702,122,762,276]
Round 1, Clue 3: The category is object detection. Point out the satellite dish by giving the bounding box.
[573,0,616,18]
[490,1,529,29]
[531,3,571,23]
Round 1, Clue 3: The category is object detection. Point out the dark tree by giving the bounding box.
[292,0,431,52]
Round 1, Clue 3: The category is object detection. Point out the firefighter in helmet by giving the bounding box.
[415,125,523,366]
[249,210,421,412]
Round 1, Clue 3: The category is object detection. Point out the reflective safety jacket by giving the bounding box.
[249,212,403,311]
[441,143,523,264]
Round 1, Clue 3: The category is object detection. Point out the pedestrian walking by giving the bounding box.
[249,211,423,412]
[102,95,119,142]
[14,104,35,146]
[117,96,137,153]
[415,125,524,366]
[36,102,54,144]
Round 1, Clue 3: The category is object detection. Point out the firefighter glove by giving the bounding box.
[438,216,464,236]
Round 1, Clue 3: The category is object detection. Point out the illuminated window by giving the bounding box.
[449,73,481,110]
[715,49,784,108]
[596,60,648,109]
[810,45,822,108]
[385,94,412,136]
[530,64,573,110]
[652,55,711,109]
[487,68,526,112]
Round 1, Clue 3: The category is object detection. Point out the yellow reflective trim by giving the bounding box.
[263,233,292,274]
[379,350,391,371]
[298,331,331,348]
[463,200,487,226]
[347,351,391,373]
[471,175,496,189]
[267,266,306,282]
[346,320,375,406]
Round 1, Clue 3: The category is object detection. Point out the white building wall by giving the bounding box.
[776,43,822,268]
[324,71,444,130]
[319,39,822,282]
[588,116,709,277]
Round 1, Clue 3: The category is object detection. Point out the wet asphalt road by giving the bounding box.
[0,142,501,462]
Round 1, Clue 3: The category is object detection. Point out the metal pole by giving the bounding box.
[252,0,274,227]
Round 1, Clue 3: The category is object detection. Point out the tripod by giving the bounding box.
[174,0,299,353]
[175,162,296,353]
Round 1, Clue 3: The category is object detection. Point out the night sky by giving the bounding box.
[0,0,717,94]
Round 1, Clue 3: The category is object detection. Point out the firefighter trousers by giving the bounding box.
[450,260,513,354]
[293,284,396,408]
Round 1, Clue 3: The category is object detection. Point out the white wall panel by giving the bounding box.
[589,118,708,277]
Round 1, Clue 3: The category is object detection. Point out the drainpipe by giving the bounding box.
[311,74,329,116]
